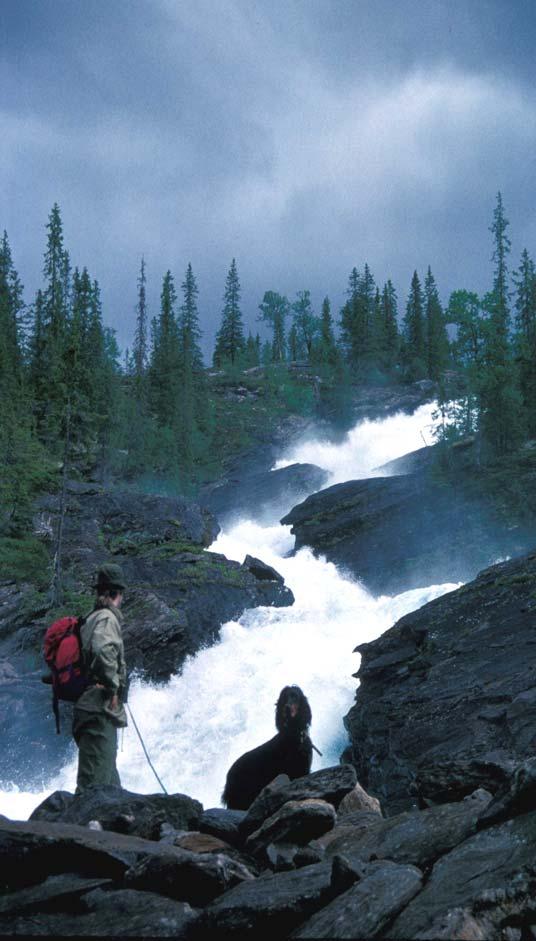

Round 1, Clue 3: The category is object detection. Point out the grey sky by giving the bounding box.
[2,0,536,356]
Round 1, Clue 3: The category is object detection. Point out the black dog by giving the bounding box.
[222,685,313,810]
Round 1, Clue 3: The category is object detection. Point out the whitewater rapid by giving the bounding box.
[0,402,460,820]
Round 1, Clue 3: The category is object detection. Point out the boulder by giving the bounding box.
[344,550,536,815]
[124,847,255,906]
[323,789,492,872]
[30,786,202,840]
[245,800,336,857]
[389,810,536,939]
[190,861,335,938]
[241,765,357,837]
[199,808,246,848]
[337,782,383,817]
[291,859,423,939]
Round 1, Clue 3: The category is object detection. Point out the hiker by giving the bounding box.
[72,563,128,793]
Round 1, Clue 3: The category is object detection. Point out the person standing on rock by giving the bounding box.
[73,564,128,793]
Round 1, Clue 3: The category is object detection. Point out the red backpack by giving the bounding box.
[43,616,90,733]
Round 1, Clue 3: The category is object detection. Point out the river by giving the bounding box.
[0,402,460,819]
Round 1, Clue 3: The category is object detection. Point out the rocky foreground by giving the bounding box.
[1,757,536,938]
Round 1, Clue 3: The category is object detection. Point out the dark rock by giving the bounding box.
[477,757,536,829]
[337,781,383,817]
[121,550,294,680]
[282,471,536,595]
[291,859,423,939]
[390,810,536,939]
[199,808,246,849]
[202,463,329,525]
[190,861,335,938]
[266,841,326,872]
[245,800,336,858]
[241,765,357,837]
[343,551,536,815]
[243,555,284,583]
[79,887,197,937]
[0,887,197,938]
[0,873,113,915]
[323,789,491,871]
[30,786,202,840]
[0,817,206,890]
[374,443,437,476]
[124,847,255,906]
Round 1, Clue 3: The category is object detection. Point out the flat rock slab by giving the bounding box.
[246,800,336,856]
[0,817,220,891]
[390,809,536,939]
[241,765,356,837]
[291,859,423,939]
[191,861,335,938]
[30,785,203,840]
[324,790,491,871]
[0,874,113,916]
[31,786,203,840]
[0,888,197,938]
[124,847,255,906]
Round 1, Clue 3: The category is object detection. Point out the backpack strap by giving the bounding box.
[53,690,61,735]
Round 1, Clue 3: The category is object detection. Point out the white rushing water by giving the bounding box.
[0,403,459,820]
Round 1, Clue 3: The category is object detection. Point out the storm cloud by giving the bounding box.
[2,0,536,355]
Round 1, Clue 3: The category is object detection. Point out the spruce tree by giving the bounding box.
[291,290,319,360]
[258,291,289,362]
[479,192,522,455]
[150,270,180,429]
[132,257,148,396]
[315,296,337,365]
[403,270,426,379]
[37,204,70,445]
[513,249,536,434]
[179,263,205,480]
[424,267,449,380]
[379,280,399,370]
[213,259,245,366]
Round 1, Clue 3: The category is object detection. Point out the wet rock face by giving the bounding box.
[202,462,329,526]
[344,550,536,815]
[281,472,536,595]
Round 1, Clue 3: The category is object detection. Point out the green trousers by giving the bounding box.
[73,710,121,793]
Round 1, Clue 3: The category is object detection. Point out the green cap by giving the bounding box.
[93,563,127,592]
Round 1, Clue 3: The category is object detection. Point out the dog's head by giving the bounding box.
[275,685,312,735]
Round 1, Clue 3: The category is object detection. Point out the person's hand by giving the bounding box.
[110,694,119,711]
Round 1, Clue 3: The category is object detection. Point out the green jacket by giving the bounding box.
[74,604,127,726]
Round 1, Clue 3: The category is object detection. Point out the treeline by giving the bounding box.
[1,194,536,539]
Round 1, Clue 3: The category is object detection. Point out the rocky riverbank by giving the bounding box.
[343,548,536,816]
[1,755,536,938]
[0,484,294,787]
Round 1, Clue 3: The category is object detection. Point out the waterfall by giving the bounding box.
[0,403,459,819]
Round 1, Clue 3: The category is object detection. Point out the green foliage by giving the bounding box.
[258,290,289,362]
[0,536,50,587]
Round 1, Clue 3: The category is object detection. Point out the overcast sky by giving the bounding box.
[2,0,536,356]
